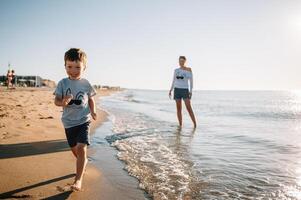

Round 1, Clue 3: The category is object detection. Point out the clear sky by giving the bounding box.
[0,0,300,90]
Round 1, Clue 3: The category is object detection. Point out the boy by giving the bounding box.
[54,48,97,191]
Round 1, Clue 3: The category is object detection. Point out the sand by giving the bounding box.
[0,87,120,199]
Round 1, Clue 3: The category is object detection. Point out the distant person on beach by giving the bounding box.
[53,48,97,191]
[6,69,12,89]
[169,56,197,128]
[11,70,16,88]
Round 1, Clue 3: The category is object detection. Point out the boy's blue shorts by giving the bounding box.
[64,121,91,148]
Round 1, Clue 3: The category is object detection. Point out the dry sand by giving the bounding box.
[0,87,121,199]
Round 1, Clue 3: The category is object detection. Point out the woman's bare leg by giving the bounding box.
[184,99,197,128]
[176,99,182,127]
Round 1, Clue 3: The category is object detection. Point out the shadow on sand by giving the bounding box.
[0,139,69,159]
[0,174,75,199]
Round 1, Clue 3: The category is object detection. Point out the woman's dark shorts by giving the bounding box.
[174,88,190,100]
[64,121,91,148]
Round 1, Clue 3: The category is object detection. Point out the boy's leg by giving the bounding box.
[72,142,88,190]
[71,146,78,158]
[65,127,78,158]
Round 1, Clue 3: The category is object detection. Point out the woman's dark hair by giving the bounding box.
[179,56,186,60]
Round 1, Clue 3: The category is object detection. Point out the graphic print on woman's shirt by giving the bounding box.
[175,70,189,80]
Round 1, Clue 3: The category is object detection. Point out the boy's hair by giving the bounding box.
[64,48,87,68]
[179,56,186,60]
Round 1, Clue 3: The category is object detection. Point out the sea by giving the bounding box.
[91,89,301,200]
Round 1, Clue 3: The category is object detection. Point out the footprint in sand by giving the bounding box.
[39,116,54,119]
[2,132,9,139]
[56,184,76,192]
[0,113,8,118]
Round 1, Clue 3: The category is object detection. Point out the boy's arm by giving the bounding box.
[54,95,73,107]
[88,96,97,120]
[53,80,73,107]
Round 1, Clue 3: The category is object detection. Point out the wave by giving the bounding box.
[107,133,201,199]
[225,111,301,120]
[103,107,202,199]
[118,92,151,104]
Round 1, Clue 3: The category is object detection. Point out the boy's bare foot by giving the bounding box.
[71,180,82,191]
[72,168,87,183]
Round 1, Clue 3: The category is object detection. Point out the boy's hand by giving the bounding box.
[91,111,97,120]
[62,94,73,107]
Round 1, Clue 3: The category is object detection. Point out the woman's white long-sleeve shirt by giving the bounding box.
[170,67,193,92]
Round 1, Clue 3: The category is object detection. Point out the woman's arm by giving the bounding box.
[189,70,193,93]
[169,70,176,97]
[88,96,97,120]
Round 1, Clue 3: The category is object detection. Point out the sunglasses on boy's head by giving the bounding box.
[68,99,82,105]
[176,76,184,79]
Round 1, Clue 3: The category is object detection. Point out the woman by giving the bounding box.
[169,56,197,128]
[6,70,12,89]
[11,70,16,88]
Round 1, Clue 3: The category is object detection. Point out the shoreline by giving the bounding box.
[87,101,150,200]
[0,87,124,199]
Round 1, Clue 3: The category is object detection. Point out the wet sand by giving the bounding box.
[0,87,136,199]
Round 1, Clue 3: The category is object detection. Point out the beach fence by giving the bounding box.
[0,75,43,87]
